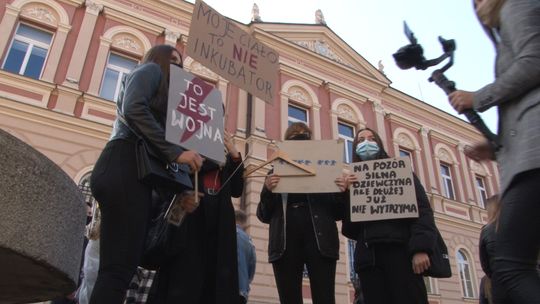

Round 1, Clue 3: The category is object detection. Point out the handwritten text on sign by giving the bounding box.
[187,0,279,104]
[166,64,225,165]
[350,157,418,222]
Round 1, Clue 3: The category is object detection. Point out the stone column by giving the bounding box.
[330,109,339,139]
[252,96,266,137]
[0,5,19,58]
[63,0,103,88]
[41,23,71,82]
[420,127,438,194]
[87,37,112,95]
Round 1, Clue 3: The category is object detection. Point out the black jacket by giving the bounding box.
[342,174,436,270]
[257,186,345,262]
[110,63,183,163]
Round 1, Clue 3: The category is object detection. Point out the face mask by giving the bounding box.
[355,139,379,160]
[288,133,310,140]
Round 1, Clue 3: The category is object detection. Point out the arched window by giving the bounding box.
[78,172,96,211]
[457,249,476,298]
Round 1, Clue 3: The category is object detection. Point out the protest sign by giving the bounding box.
[187,0,279,104]
[166,64,225,165]
[349,157,418,222]
[273,140,343,193]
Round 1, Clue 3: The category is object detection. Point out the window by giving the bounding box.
[457,250,476,298]
[288,104,308,125]
[3,24,53,79]
[440,163,455,200]
[475,176,488,208]
[99,53,138,101]
[399,149,415,171]
[338,122,355,163]
[78,173,96,211]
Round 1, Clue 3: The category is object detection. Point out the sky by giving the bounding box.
[188,0,499,133]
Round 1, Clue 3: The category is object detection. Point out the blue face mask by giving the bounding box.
[355,139,380,160]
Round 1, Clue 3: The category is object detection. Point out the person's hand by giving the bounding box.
[264,174,280,191]
[224,131,240,159]
[176,151,204,172]
[179,190,204,213]
[465,142,496,161]
[449,90,474,114]
[412,252,431,274]
[335,175,350,192]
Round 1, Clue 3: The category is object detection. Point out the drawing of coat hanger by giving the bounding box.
[243,149,316,178]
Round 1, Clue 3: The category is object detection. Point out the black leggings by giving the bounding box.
[491,169,540,303]
[90,140,152,304]
[272,206,337,304]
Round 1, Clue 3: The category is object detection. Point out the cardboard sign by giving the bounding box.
[273,140,343,193]
[187,0,279,104]
[349,157,418,222]
[166,64,225,165]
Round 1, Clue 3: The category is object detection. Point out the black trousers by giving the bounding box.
[272,206,336,304]
[358,243,428,304]
[89,140,152,303]
[491,169,540,304]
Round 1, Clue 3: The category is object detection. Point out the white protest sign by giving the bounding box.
[187,0,279,104]
[166,64,225,165]
[349,157,418,222]
[273,140,343,193]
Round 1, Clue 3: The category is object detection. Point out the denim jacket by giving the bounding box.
[236,225,256,299]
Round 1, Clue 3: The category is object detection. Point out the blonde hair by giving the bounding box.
[475,0,506,28]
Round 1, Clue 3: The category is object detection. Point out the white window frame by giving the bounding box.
[475,176,488,208]
[2,23,53,79]
[287,103,309,125]
[338,121,355,163]
[440,163,456,200]
[399,148,415,171]
[100,52,138,101]
[457,249,476,298]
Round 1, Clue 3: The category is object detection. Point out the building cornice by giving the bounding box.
[386,113,423,131]
[102,6,164,35]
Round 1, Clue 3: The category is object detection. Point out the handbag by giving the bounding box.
[118,114,192,193]
[423,229,452,278]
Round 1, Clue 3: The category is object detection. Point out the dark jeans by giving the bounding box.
[491,169,540,304]
[358,243,428,304]
[89,140,152,304]
[272,205,336,304]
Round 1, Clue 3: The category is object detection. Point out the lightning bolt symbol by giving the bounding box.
[176,77,213,143]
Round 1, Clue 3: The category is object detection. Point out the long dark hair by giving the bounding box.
[351,127,389,162]
[141,44,183,115]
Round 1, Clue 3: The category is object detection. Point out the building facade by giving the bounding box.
[0,1,498,303]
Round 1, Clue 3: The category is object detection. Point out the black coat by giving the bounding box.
[342,174,436,270]
[257,186,345,262]
[479,223,496,278]
[148,155,244,304]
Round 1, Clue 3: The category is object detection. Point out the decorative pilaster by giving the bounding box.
[0,5,20,59]
[420,127,438,194]
[372,99,387,143]
[87,37,112,95]
[164,29,181,46]
[63,0,103,88]
[312,103,321,140]
[41,23,71,82]
[458,143,475,203]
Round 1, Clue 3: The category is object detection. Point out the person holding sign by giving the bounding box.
[448,1,540,302]
[342,128,437,304]
[257,122,349,304]
[148,131,244,304]
[89,45,203,303]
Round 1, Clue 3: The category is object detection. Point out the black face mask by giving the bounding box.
[288,133,310,140]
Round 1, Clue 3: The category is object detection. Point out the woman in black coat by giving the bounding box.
[257,122,348,304]
[342,127,436,304]
[89,45,203,303]
[148,132,244,304]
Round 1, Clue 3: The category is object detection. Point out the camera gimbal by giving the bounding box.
[393,22,500,151]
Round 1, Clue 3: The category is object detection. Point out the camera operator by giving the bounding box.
[448,0,540,302]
